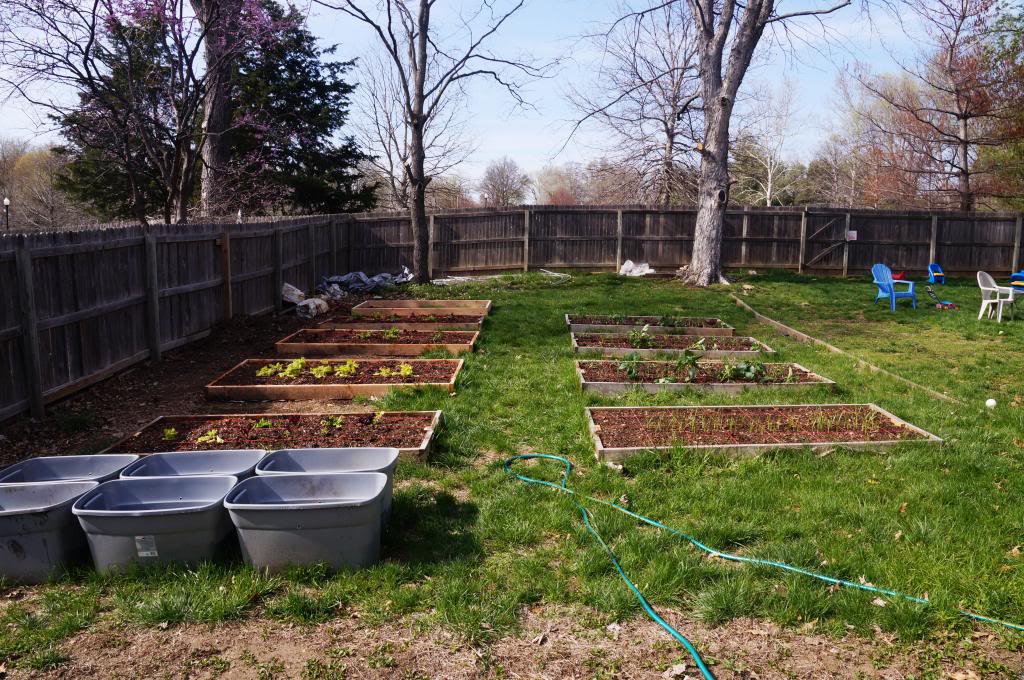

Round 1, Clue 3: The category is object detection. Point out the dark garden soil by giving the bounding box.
[568,314,728,328]
[591,405,926,448]
[286,329,475,344]
[575,334,758,350]
[106,412,436,453]
[578,360,820,384]
[214,359,460,386]
[323,312,484,324]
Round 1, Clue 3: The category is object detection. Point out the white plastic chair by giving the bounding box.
[977,271,1015,322]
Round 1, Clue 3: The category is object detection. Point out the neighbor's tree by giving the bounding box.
[479,157,532,207]
[0,0,280,224]
[594,0,855,285]
[729,82,805,206]
[317,0,548,283]
[10,148,85,230]
[569,0,702,206]
[847,0,1020,210]
[533,163,590,204]
[353,51,475,211]
[800,132,866,207]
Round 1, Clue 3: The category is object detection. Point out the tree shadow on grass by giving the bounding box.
[383,486,480,566]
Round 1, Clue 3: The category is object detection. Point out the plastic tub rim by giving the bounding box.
[0,454,140,483]
[255,447,399,476]
[72,475,239,518]
[224,472,387,512]
[119,450,266,479]
[0,480,100,517]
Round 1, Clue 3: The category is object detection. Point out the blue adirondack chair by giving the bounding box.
[928,263,945,284]
[872,263,916,312]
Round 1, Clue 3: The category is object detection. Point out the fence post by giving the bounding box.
[143,227,161,361]
[797,207,808,274]
[929,214,939,265]
[615,210,623,271]
[329,217,339,275]
[14,237,44,418]
[740,208,749,266]
[272,225,283,312]
[428,214,436,279]
[522,209,530,272]
[345,217,354,273]
[307,222,317,290]
[1012,214,1022,273]
[220,226,233,320]
[842,212,851,278]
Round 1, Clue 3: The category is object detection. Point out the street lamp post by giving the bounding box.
[3,197,9,230]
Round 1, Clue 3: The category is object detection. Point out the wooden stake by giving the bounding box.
[523,209,531,272]
[797,208,808,274]
[615,210,623,271]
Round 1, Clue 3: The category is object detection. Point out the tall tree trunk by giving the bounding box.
[408,121,430,282]
[195,0,241,216]
[687,95,731,286]
[958,118,972,211]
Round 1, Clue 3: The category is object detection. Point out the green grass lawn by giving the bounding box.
[3,271,1024,673]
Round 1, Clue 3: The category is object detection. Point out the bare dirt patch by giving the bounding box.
[10,606,1021,679]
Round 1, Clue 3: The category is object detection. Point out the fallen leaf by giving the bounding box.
[946,670,980,680]
[894,530,903,541]
[531,632,547,645]
[606,622,622,639]
[157,621,169,630]
[898,502,908,514]
[662,663,688,678]
[871,597,888,607]
[1008,545,1021,558]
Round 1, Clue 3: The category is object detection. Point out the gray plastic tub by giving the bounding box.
[0,454,139,484]
[0,481,98,583]
[256,448,398,517]
[72,476,237,572]
[120,450,265,479]
[224,473,386,572]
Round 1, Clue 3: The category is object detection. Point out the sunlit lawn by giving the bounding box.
[3,271,1024,673]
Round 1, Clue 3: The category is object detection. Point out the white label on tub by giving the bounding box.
[135,535,158,557]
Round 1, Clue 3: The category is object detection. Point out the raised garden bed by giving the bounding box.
[275,328,478,356]
[587,404,941,461]
[352,299,492,317]
[206,358,463,400]
[571,332,773,359]
[318,313,484,331]
[566,314,733,336]
[103,411,443,460]
[576,360,834,394]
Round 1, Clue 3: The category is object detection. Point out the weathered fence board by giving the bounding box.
[2,205,1021,422]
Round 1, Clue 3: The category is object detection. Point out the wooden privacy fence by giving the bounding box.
[1,205,1021,422]
[350,205,1023,277]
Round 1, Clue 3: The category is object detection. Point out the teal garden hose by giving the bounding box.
[504,454,1024,680]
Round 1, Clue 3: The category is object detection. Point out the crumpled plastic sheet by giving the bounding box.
[619,259,656,277]
[318,266,413,293]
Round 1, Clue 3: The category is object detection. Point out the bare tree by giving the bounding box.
[802,132,865,207]
[569,0,702,206]
[11,147,84,230]
[533,163,590,204]
[731,81,804,205]
[353,51,475,211]
[319,0,548,282]
[847,0,1019,210]
[479,157,532,206]
[591,0,853,285]
[0,137,31,202]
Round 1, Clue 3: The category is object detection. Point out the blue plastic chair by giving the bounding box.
[927,263,945,284]
[872,263,916,312]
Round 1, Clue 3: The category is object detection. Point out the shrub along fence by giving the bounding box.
[2,205,1021,422]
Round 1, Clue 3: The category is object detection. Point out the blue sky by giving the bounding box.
[0,0,914,181]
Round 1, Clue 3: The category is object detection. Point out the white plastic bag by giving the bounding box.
[619,260,656,277]
[296,297,329,319]
[282,283,306,305]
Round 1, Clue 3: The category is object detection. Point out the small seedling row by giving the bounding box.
[571,332,773,359]
[566,314,734,336]
[586,404,941,462]
[103,411,443,461]
[206,358,463,400]
[276,328,478,356]
[576,360,834,395]
[352,299,492,317]
[318,313,484,331]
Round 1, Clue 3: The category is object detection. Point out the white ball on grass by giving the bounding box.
[985,398,997,409]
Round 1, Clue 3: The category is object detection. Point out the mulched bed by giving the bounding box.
[287,329,474,344]
[575,334,757,350]
[578,360,820,384]
[214,359,460,386]
[323,313,484,324]
[568,315,728,328]
[106,413,436,453]
[591,405,925,448]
